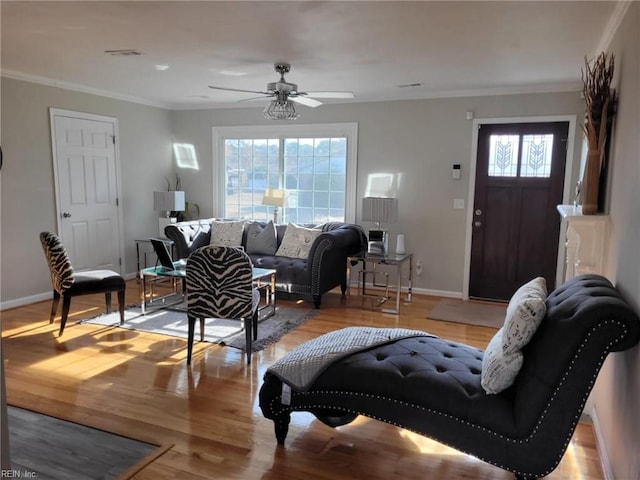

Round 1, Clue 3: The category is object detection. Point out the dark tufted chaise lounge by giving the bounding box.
[259,274,640,479]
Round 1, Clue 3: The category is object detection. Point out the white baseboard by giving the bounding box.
[0,292,51,311]
[1,272,138,312]
[347,282,461,299]
[5,279,457,312]
[591,405,615,480]
[415,287,461,298]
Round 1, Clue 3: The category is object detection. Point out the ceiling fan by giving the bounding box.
[208,63,354,109]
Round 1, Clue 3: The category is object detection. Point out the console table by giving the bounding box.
[347,251,413,314]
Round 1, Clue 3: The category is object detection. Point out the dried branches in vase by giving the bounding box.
[580,52,614,214]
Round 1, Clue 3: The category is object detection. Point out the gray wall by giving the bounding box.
[590,4,640,479]
[0,78,585,303]
[171,92,584,294]
[0,77,173,305]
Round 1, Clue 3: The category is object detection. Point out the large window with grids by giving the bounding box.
[213,124,358,223]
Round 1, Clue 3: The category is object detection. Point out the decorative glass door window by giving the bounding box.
[488,134,554,178]
[520,134,553,177]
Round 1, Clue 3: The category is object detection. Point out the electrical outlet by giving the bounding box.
[415,260,423,276]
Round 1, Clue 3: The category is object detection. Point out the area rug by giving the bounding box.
[81,304,318,352]
[427,299,506,329]
[8,405,169,480]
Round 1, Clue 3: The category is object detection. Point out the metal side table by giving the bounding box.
[347,251,413,314]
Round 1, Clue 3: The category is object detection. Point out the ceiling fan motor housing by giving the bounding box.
[267,81,297,94]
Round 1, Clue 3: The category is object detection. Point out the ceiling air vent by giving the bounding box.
[398,82,423,88]
[104,49,143,56]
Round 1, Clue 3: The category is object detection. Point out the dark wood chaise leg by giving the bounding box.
[340,281,347,295]
[313,294,321,309]
[259,377,292,445]
[274,413,291,445]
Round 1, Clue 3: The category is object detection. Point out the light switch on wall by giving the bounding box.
[453,198,465,209]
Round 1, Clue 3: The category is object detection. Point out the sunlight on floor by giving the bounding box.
[20,316,194,380]
[555,442,584,480]
[399,429,467,457]
[2,306,101,337]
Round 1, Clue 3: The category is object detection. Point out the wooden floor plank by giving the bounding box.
[2,280,603,479]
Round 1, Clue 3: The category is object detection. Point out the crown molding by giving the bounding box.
[596,0,632,53]
[3,69,581,112]
[1,70,172,110]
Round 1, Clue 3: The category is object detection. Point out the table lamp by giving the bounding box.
[362,196,398,254]
[262,188,285,223]
[154,191,185,236]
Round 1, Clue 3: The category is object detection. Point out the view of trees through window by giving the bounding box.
[224,136,347,223]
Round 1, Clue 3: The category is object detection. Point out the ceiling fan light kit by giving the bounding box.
[264,98,300,120]
[209,63,354,120]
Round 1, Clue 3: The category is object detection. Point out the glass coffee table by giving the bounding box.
[252,267,277,320]
[140,264,186,314]
[140,264,277,317]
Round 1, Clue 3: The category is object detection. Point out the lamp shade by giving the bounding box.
[154,191,185,212]
[362,197,398,224]
[262,188,285,207]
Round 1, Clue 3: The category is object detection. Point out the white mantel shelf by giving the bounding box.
[557,204,608,221]
[557,204,609,282]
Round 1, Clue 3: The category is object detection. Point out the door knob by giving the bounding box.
[474,221,482,227]
[62,212,72,218]
[475,209,482,216]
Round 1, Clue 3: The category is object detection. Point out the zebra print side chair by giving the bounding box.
[39,232,126,336]
[186,245,260,365]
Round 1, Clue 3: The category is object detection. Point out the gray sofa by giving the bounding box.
[164,219,366,308]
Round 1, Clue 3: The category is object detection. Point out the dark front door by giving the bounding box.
[469,122,568,301]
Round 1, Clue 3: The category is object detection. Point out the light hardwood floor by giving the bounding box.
[2,281,603,480]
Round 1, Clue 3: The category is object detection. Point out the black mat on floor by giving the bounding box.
[7,406,159,480]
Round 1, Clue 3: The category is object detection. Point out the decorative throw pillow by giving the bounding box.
[209,220,245,247]
[275,223,323,259]
[481,276,548,394]
[245,221,277,255]
[480,328,524,395]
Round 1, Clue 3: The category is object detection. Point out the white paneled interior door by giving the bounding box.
[51,109,122,273]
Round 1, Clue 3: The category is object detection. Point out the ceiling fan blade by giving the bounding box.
[208,85,270,95]
[303,91,355,99]
[290,96,323,108]
[238,95,274,103]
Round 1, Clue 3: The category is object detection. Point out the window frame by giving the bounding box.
[212,123,358,223]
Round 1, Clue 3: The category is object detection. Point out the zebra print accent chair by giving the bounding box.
[39,232,126,336]
[186,245,260,365]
